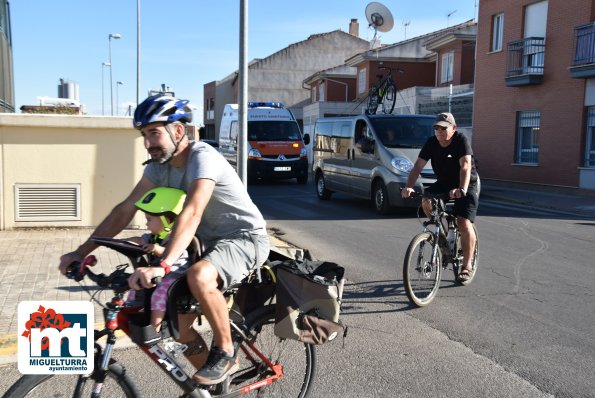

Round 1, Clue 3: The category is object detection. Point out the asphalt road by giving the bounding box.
[247,179,594,398]
[1,180,593,397]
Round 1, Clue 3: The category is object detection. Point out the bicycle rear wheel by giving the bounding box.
[381,82,396,114]
[453,224,479,286]
[403,232,442,307]
[230,305,316,397]
[2,361,141,398]
[366,88,379,115]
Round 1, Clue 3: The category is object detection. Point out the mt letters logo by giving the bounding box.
[18,301,94,374]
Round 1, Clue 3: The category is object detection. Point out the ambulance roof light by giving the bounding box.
[248,101,284,109]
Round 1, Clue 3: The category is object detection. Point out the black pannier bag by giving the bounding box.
[274,259,345,345]
[234,264,277,316]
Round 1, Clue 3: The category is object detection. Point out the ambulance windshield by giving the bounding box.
[248,121,301,141]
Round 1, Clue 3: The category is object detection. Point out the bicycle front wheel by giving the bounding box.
[2,361,141,398]
[366,88,379,115]
[231,305,316,397]
[403,232,442,307]
[381,82,396,114]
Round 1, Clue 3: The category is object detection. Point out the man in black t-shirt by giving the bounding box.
[401,112,480,282]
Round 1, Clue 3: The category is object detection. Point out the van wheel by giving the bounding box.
[373,181,391,215]
[316,173,332,200]
[297,175,308,185]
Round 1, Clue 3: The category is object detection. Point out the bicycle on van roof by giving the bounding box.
[366,66,404,115]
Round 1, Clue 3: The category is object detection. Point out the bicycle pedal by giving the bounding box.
[163,339,188,356]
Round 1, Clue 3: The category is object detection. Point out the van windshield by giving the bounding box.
[248,121,301,141]
[370,117,434,148]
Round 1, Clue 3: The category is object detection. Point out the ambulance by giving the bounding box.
[219,102,310,184]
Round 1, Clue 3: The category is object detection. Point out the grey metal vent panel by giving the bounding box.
[15,184,81,221]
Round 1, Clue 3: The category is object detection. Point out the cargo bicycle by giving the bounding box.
[4,237,316,398]
[403,192,479,307]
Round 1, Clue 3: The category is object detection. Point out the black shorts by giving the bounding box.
[425,179,480,222]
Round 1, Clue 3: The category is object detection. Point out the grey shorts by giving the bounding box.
[202,232,270,289]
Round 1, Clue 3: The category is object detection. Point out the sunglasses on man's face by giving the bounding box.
[434,126,447,131]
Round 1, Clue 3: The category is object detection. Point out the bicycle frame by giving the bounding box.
[420,197,461,268]
[84,272,284,398]
[372,73,393,99]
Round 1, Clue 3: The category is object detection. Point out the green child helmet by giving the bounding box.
[135,187,186,239]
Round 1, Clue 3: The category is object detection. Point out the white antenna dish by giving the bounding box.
[365,2,394,33]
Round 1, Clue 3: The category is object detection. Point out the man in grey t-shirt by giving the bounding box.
[59,95,270,385]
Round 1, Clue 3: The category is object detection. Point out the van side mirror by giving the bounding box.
[303,133,310,145]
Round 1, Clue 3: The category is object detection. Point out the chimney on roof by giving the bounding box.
[349,18,359,37]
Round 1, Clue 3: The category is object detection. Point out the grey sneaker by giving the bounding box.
[192,347,239,385]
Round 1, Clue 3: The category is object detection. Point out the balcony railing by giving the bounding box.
[505,37,545,86]
[570,23,595,78]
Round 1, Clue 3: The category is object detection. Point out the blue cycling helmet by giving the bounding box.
[133,94,193,129]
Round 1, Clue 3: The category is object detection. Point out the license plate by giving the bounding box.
[274,166,291,171]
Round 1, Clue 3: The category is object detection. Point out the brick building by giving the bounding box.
[203,26,370,140]
[473,0,595,189]
[301,21,477,164]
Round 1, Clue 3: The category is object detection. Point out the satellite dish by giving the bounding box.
[365,2,394,33]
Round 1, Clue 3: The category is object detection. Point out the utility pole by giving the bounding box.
[238,0,248,185]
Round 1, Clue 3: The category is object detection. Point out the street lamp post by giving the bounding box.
[137,0,141,105]
[108,33,122,116]
[116,81,123,116]
[101,62,110,116]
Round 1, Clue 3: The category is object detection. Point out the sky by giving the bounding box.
[10,1,477,125]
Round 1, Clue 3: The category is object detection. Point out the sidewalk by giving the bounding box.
[0,230,301,364]
[480,180,595,218]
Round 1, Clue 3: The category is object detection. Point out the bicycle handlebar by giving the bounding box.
[65,256,163,295]
[379,66,404,74]
[402,189,451,201]
[66,259,131,294]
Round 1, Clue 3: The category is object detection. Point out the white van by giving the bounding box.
[219,102,310,184]
[312,114,436,214]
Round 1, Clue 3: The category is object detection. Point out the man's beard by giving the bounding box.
[152,145,176,164]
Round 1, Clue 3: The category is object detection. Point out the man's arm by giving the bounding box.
[59,177,155,273]
[449,154,472,199]
[458,154,472,193]
[401,157,428,198]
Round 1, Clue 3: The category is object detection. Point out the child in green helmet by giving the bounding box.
[126,187,189,332]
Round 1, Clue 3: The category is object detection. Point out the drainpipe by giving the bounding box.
[435,54,439,90]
